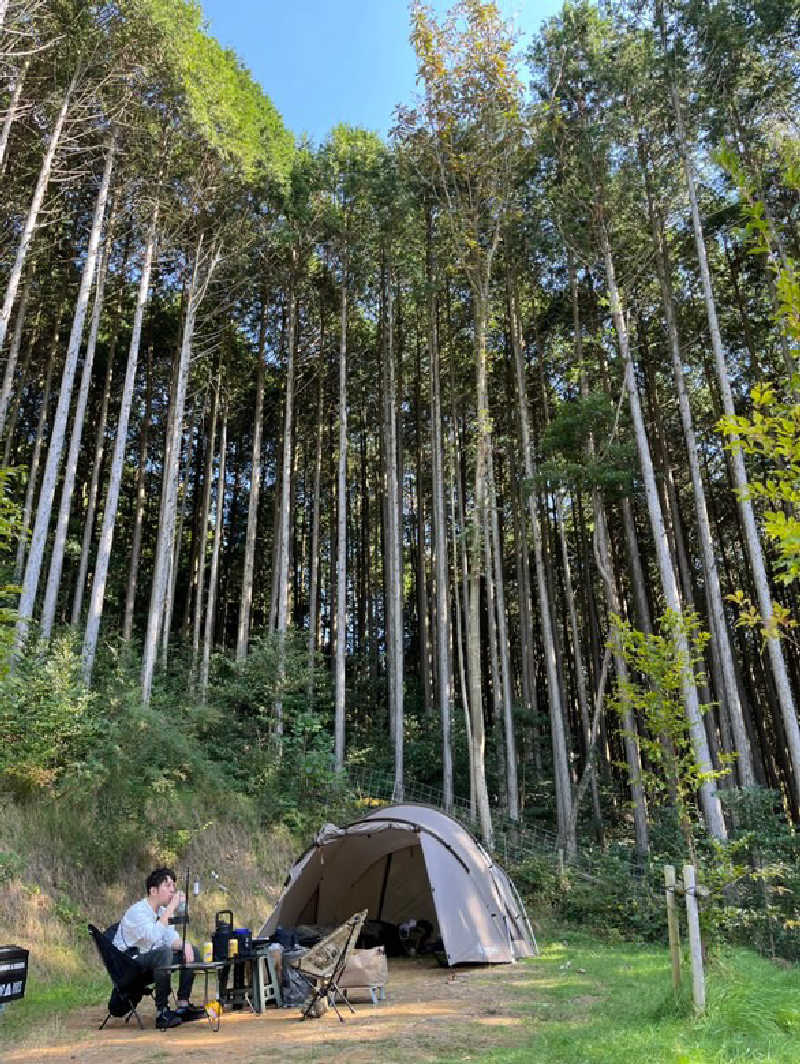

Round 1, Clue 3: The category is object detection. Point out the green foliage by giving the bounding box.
[403,0,524,292]
[517,785,800,964]
[0,466,22,558]
[719,381,800,586]
[0,466,23,674]
[713,788,800,961]
[539,390,635,494]
[0,623,335,877]
[610,610,730,855]
[0,636,222,872]
[210,632,336,817]
[0,634,98,799]
[0,849,24,884]
[83,691,226,872]
[183,33,294,180]
[512,852,562,909]
[718,139,800,589]
[559,864,667,942]
[317,123,387,287]
[135,0,294,180]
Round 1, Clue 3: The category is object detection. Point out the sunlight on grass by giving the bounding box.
[433,934,800,1064]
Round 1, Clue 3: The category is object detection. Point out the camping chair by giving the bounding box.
[294,909,367,1022]
[88,923,155,1030]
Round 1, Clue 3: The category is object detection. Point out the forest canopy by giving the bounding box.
[1,0,799,883]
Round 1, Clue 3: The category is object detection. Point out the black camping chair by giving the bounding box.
[88,923,155,1030]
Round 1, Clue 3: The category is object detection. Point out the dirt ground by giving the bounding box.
[3,958,534,1064]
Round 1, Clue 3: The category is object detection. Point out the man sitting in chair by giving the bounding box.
[114,866,205,1029]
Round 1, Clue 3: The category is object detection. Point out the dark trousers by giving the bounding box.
[132,944,196,1010]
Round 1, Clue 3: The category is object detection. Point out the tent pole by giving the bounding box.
[377,853,393,921]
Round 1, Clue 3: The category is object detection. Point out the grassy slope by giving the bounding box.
[447,929,800,1064]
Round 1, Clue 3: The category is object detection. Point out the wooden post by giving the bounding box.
[683,863,705,1012]
[664,864,681,990]
[755,847,775,958]
[557,849,565,876]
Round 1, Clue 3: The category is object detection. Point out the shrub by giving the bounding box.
[210,631,336,813]
[0,634,98,799]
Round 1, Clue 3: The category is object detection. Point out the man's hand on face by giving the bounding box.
[166,889,184,917]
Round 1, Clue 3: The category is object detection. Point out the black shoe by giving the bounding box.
[176,1003,206,1021]
[156,1008,183,1030]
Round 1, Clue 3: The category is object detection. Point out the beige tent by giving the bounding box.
[260,804,537,965]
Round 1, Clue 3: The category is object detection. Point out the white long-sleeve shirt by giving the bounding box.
[113,898,180,953]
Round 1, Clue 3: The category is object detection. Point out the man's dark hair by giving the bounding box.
[146,867,176,895]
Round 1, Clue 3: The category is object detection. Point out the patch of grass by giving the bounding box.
[0,971,106,1039]
[435,931,800,1063]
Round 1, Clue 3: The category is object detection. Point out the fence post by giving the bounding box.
[683,863,705,1013]
[755,846,775,958]
[557,849,565,876]
[664,864,681,990]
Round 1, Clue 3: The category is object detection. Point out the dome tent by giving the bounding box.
[259,803,537,965]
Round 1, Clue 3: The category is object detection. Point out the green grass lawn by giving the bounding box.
[443,929,800,1064]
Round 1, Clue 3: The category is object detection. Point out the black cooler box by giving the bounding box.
[0,946,28,1003]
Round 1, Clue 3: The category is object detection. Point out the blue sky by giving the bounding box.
[199,0,564,145]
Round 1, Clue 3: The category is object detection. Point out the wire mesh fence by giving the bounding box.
[344,766,646,887]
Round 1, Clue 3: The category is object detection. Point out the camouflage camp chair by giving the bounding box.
[294,910,367,1022]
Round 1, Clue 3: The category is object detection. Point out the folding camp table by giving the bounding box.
[164,960,227,1030]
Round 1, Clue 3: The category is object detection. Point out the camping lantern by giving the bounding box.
[0,946,29,1006]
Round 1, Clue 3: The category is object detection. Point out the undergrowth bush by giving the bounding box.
[0,635,250,874]
[515,788,800,962]
[0,626,346,883]
[0,634,98,798]
[209,631,337,823]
